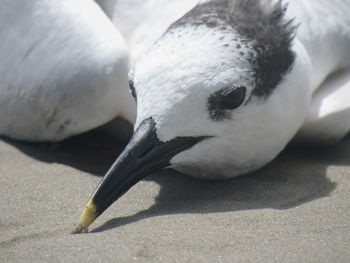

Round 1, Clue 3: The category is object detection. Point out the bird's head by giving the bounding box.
[130,0,312,178]
[73,0,312,233]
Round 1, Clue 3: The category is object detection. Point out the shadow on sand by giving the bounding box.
[3,131,350,233]
[0,129,127,176]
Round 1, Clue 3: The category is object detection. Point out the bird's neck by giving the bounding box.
[261,39,313,150]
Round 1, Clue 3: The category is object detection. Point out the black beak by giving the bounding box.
[72,117,207,233]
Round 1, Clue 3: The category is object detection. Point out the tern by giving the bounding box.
[73,0,350,233]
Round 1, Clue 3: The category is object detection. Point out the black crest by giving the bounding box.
[170,0,298,99]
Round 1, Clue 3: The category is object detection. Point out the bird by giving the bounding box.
[0,0,135,142]
[72,0,350,233]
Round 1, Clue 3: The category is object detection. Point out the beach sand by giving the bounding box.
[1,131,349,263]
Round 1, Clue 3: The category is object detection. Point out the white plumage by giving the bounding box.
[96,0,200,64]
[289,0,350,144]
[0,0,135,141]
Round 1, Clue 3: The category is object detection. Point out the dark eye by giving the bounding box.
[129,79,137,101]
[207,86,246,121]
[217,86,246,110]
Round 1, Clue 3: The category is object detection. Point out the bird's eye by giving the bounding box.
[129,79,137,101]
[207,86,246,121]
[218,86,246,110]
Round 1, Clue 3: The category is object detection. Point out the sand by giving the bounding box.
[1,131,349,263]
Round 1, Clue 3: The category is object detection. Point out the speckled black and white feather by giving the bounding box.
[171,0,298,98]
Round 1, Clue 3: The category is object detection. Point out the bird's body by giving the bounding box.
[287,0,350,143]
[74,0,350,232]
[0,0,135,142]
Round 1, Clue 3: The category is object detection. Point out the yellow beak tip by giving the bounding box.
[71,223,89,234]
[71,200,97,234]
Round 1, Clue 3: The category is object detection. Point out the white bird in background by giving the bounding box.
[74,0,350,233]
[0,0,135,142]
[96,0,200,64]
